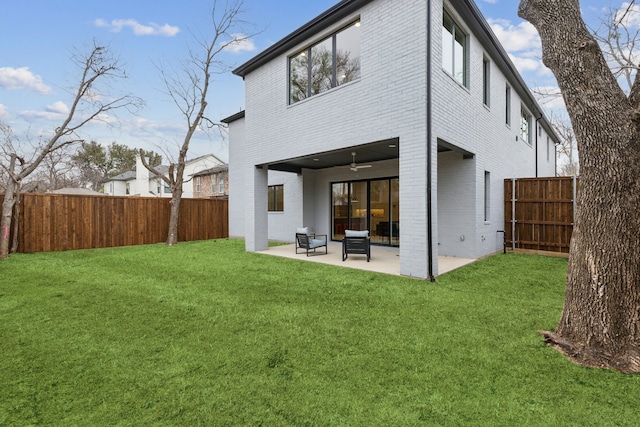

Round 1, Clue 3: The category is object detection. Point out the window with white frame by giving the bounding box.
[218,175,225,194]
[289,20,361,104]
[195,176,201,193]
[520,106,532,145]
[442,10,467,86]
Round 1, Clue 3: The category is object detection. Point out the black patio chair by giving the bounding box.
[342,230,371,262]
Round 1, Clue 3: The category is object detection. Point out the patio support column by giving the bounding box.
[245,165,269,252]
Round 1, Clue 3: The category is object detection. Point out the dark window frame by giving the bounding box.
[288,19,361,104]
[268,184,284,212]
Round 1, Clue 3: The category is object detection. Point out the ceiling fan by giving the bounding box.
[349,151,372,171]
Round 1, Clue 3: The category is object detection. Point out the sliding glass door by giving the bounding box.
[331,178,399,246]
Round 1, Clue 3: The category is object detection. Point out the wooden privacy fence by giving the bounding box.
[1,193,228,253]
[504,176,578,254]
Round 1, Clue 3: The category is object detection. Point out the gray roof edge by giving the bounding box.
[454,0,560,143]
[221,110,245,124]
[233,0,373,77]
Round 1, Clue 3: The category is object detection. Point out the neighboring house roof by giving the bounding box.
[191,164,229,177]
[108,171,136,182]
[231,0,560,144]
[49,188,105,196]
[221,110,245,124]
[186,153,226,166]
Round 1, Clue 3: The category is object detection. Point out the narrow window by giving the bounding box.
[483,58,490,106]
[484,171,491,222]
[547,136,550,162]
[505,85,511,126]
[521,106,532,145]
[218,176,225,193]
[442,10,467,86]
[268,185,284,212]
[126,182,130,195]
[196,176,201,193]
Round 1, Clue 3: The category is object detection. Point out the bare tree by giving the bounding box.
[0,43,142,258]
[519,0,640,373]
[592,0,640,93]
[140,0,252,246]
[546,113,579,176]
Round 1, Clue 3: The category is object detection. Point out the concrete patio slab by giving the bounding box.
[256,242,475,278]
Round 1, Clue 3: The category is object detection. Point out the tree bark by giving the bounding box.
[0,179,17,259]
[520,0,640,373]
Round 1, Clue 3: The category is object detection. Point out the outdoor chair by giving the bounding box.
[295,227,328,256]
[342,229,371,262]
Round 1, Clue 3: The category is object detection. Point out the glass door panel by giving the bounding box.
[349,182,368,231]
[391,178,400,246]
[332,183,349,241]
[370,179,390,245]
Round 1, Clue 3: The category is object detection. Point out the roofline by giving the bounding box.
[452,0,560,143]
[221,110,245,124]
[232,0,559,143]
[233,0,373,77]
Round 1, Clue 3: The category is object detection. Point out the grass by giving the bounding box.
[1,239,639,426]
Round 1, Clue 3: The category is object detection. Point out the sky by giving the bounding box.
[0,0,621,165]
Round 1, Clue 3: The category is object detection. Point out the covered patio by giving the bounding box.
[257,241,475,277]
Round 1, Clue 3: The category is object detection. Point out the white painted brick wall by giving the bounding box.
[230,0,556,277]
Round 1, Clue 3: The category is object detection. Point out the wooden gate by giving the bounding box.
[504,177,578,254]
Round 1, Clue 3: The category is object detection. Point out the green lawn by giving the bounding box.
[1,239,638,426]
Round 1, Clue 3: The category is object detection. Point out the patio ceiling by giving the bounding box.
[264,138,400,173]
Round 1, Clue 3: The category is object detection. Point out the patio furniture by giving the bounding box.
[295,227,328,256]
[342,229,371,262]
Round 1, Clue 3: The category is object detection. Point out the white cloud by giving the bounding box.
[482,0,499,4]
[0,104,7,117]
[45,101,69,115]
[0,67,52,94]
[222,34,256,53]
[94,18,180,37]
[487,18,552,77]
[616,2,640,28]
[488,18,540,52]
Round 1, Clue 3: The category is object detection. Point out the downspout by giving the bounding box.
[426,0,435,282]
[535,116,541,177]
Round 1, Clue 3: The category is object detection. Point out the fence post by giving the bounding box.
[511,178,516,251]
[572,175,577,224]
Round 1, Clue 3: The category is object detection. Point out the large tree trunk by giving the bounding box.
[519,0,640,373]
[0,179,17,259]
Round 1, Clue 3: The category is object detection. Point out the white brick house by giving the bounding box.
[223,0,558,279]
[103,153,225,198]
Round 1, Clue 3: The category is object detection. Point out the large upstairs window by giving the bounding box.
[442,10,467,86]
[289,20,361,104]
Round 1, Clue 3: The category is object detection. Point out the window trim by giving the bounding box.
[442,9,468,87]
[520,105,532,146]
[505,85,511,126]
[268,184,284,212]
[484,171,491,222]
[482,57,490,107]
[288,19,361,105]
